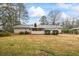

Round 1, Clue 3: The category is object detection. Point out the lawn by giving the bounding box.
[0,34,79,56]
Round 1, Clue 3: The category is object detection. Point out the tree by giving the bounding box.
[61,18,72,29]
[0,3,17,32]
[48,10,61,25]
[75,19,79,27]
[0,3,28,32]
[71,19,75,28]
[61,17,79,29]
[39,15,48,25]
[17,3,29,24]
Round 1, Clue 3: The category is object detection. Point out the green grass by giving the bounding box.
[0,34,79,56]
[0,39,54,56]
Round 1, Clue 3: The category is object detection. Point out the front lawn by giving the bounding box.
[0,34,79,56]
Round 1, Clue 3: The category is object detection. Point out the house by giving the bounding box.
[71,27,79,34]
[14,24,62,34]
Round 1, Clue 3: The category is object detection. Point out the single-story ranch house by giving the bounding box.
[14,25,62,35]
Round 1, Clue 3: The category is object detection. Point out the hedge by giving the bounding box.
[52,30,59,35]
[19,31,30,35]
[45,30,50,35]
[62,29,73,34]
[0,31,12,37]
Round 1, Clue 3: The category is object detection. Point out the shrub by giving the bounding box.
[0,31,12,37]
[25,31,30,34]
[45,30,50,35]
[62,29,72,34]
[52,30,59,35]
[19,31,25,35]
[72,30,79,34]
[19,31,30,35]
[62,29,69,33]
[0,30,4,32]
[69,30,73,34]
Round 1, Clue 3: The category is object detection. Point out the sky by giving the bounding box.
[24,3,79,25]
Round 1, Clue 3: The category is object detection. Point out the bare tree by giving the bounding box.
[48,10,61,25]
[71,18,75,28]
[17,3,29,24]
[75,19,79,27]
[61,17,73,29]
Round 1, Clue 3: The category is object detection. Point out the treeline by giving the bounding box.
[39,10,61,25]
[61,17,79,29]
[39,10,79,29]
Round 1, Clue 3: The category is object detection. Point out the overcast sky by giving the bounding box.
[23,3,79,25]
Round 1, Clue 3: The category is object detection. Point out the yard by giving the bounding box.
[0,34,79,56]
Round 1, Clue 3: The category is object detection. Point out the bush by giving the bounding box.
[62,29,72,34]
[25,31,30,34]
[19,31,25,35]
[72,30,79,34]
[52,30,59,35]
[19,31,30,35]
[0,30,4,32]
[45,30,50,35]
[0,31,12,37]
[62,29,69,33]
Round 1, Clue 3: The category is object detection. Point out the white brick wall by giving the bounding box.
[14,29,26,33]
[31,31,44,34]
